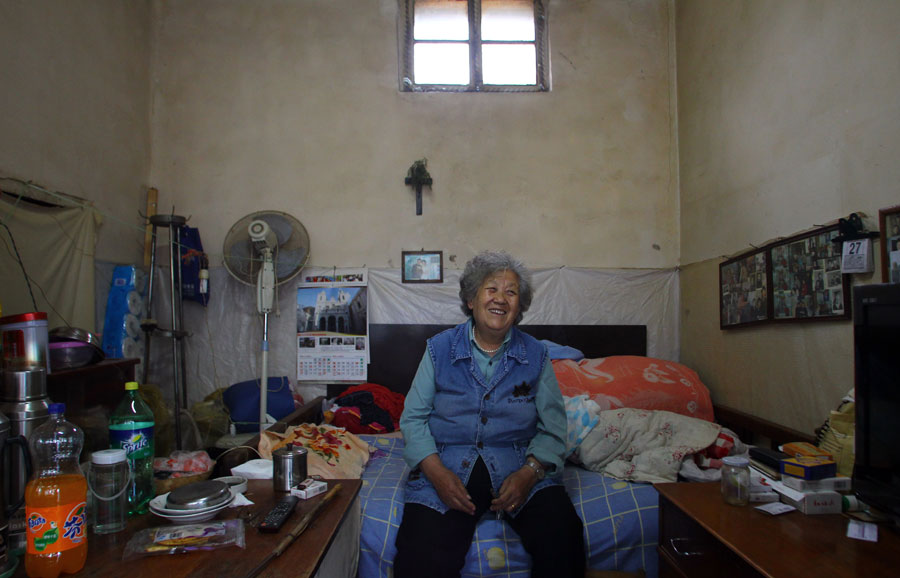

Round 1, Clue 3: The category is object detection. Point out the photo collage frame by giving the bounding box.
[720,224,851,329]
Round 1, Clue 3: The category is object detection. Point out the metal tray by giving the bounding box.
[164,480,231,511]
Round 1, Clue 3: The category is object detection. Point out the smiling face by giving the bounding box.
[467,269,521,341]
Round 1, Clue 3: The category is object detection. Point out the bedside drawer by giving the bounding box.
[658,494,761,578]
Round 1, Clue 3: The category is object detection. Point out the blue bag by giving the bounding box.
[222,376,295,433]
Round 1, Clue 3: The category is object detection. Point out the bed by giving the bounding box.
[241,323,808,578]
[332,323,706,578]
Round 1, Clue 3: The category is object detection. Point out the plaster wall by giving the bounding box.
[148,0,678,271]
[0,0,151,265]
[676,0,900,433]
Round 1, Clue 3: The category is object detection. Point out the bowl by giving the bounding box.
[149,495,234,524]
[49,341,102,371]
[213,475,248,495]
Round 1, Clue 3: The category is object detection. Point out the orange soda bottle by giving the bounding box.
[24,403,88,577]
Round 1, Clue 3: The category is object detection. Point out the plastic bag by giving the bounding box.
[123,520,245,559]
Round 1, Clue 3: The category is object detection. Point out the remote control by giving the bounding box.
[258,495,300,533]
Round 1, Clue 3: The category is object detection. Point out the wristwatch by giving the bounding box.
[524,456,545,481]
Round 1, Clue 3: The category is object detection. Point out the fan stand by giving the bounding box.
[256,246,276,433]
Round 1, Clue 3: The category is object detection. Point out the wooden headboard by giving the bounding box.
[327,323,647,398]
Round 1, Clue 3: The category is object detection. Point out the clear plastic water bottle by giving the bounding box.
[109,382,155,516]
[24,403,88,577]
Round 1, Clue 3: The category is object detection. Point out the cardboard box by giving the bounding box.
[291,478,327,500]
[780,456,837,480]
[781,441,832,460]
[780,475,851,493]
[779,490,842,514]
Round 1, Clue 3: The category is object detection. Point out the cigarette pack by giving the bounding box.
[291,478,327,500]
[780,456,837,480]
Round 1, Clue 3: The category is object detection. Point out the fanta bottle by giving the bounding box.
[109,381,155,515]
[24,403,88,578]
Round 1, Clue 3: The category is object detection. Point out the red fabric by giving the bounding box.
[337,383,406,428]
[553,356,715,422]
[330,406,387,435]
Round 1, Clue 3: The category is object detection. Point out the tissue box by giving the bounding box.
[779,490,842,514]
[780,456,837,480]
[291,478,327,500]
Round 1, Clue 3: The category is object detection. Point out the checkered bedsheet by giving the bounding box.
[356,435,659,578]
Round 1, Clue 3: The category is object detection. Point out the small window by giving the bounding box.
[399,0,549,92]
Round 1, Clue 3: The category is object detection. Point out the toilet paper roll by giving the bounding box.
[125,314,142,339]
[122,337,143,360]
[133,270,148,294]
[127,291,144,315]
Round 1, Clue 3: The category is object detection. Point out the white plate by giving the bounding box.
[149,492,234,516]
[149,498,233,524]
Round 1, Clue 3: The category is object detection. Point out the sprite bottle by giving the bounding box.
[109,381,155,515]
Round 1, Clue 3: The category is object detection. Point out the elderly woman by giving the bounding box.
[394,251,585,578]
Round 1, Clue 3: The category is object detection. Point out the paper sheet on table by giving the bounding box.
[230,459,273,479]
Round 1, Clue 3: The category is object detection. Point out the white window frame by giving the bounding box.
[399,0,550,93]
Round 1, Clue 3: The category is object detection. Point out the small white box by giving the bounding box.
[750,491,779,503]
[781,475,851,493]
[291,478,327,500]
[780,490,842,514]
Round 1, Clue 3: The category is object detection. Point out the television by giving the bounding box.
[853,283,900,525]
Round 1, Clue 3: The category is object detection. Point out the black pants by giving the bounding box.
[394,458,585,578]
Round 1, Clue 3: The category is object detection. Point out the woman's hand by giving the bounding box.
[491,466,537,513]
[419,454,476,515]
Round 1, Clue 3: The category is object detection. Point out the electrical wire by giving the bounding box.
[0,218,39,311]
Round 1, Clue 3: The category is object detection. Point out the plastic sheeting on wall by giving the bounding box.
[108,264,678,406]
[367,267,679,361]
[1,194,97,331]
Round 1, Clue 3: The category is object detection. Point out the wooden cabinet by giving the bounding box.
[657,482,900,578]
[46,358,138,452]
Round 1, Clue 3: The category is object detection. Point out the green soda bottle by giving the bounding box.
[109,381,155,515]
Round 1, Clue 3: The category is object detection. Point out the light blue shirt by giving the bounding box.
[401,323,567,476]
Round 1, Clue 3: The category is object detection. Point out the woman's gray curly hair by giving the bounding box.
[459,251,534,325]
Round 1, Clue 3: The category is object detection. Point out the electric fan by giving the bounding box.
[222,211,310,432]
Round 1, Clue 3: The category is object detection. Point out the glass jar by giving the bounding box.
[720,456,751,506]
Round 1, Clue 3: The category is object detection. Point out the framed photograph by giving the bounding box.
[769,225,850,321]
[879,205,900,283]
[401,250,443,283]
[720,248,769,329]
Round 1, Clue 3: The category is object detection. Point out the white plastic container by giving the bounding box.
[0,312,49,372]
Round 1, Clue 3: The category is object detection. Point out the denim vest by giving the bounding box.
[403,322,560,514]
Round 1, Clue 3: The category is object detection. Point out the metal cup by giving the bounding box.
[272,447,307,492]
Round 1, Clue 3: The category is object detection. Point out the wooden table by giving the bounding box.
[14,479,361,578]
[656,481,900,578]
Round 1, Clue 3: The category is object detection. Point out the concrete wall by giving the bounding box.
[676,0,900,433]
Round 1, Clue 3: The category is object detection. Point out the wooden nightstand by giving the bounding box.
[656,482,900,578]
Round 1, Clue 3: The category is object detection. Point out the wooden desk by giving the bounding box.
[656,482,900,578]
[14,479,361,578]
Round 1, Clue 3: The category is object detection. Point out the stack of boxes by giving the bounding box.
[775,443,844,514]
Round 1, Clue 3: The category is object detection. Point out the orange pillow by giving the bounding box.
[553,355,714,422]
